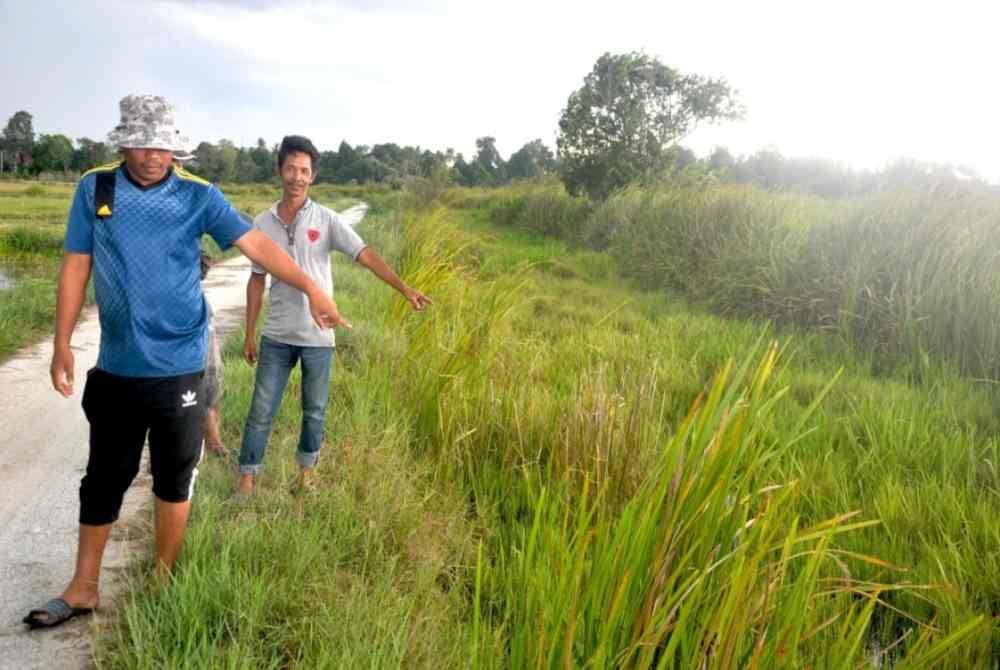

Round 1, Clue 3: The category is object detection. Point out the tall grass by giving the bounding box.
[0,224,64,255]
[0,225,76,359]
[488,181,592,240]
[89,194,999,666]
[383,209,996,666]
[498,347,985,668]
[474,181,1000,382]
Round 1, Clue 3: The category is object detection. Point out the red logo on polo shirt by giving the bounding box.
[308,229,320,243]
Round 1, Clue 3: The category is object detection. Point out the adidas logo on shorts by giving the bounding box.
[181,390,198,407]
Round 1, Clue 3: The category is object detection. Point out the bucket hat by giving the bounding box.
[107,94,191,153]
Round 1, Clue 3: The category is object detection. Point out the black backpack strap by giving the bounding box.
[94,170,116,219]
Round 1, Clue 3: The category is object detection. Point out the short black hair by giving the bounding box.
[277,135,320,172]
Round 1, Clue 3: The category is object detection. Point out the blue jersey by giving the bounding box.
[64,163,251,377]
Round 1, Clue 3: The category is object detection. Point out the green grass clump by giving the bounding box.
[0,266,63,358]
[0,225,73,360]
[0,225,65,255]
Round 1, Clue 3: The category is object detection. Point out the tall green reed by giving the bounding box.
[384,207,991,667]
[476,181,1000,382]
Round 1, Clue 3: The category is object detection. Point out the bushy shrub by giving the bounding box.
[488,183,591,241]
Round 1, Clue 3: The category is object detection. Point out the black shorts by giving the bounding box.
[79,367,206,526]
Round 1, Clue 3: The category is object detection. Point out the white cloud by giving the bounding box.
[4,0,1000,178]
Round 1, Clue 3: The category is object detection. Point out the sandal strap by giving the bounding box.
[29,597,72,621]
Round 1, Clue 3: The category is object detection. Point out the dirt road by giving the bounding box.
[0,255,252,669]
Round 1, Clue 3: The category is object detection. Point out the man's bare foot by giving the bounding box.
[237,474,254,494]
[61,578,100,610]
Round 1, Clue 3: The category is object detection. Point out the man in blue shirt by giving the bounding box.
[23,95,349,629]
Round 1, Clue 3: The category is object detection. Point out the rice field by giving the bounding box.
[1,178,997,666]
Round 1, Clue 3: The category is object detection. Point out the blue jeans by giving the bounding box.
[238,336,334,475]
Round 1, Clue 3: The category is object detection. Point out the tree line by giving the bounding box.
[0,111,559,188]
[3,51,987,197]
[0,111,120,176]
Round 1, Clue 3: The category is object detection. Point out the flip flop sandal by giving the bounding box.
[22,597,95,629]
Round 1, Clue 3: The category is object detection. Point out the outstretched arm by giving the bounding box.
[356,247,432,311]
[50,252,92,397]
[235,229,352,329]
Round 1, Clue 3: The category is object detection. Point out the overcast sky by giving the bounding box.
[3,0,997,178]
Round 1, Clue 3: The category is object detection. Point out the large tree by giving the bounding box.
[557,52,743,199]
[1,110,35,171]
[507,139,556,180]
[194,140,238,182]
[249,137,274,181]
[470,136,505,186]
[418,148,453,179]
[451,154,476,186]
[32,134,74,173]
[708,146,735,173]
[234,148,259,183]
[72,137,114,171]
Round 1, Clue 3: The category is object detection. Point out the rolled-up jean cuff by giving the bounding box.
[239,463,263,476]
[296,450,320,469]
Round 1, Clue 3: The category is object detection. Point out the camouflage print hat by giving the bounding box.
[107,94,191,152]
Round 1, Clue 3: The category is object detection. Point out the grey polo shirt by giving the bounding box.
[251,198,366,347]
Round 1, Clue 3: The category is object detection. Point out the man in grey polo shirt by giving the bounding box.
[237,135,431,494]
